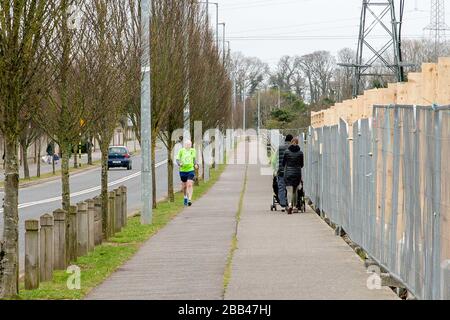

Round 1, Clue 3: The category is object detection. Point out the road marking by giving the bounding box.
[0,159,168,213]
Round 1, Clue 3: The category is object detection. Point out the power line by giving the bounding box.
[222,0,310,11]
[227,34,424,41]
[227,17,359,35]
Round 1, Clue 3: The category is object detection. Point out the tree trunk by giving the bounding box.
[0,135,20,298]
[2,140,5,169]
[73,149,78,169]
[123,127,128,150]
[61,146,71,212]
[37,138,41,178]
[34,140,37,164]
[87,135,93,165]
[167,138,174,202]
[202,147,205,181]
[151,137,156,209]
[100,142,109,240]
[194,143,200,186]
[21,143,30,179]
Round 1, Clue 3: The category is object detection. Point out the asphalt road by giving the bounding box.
[0,147,180,272]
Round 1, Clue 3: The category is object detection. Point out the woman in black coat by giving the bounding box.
[282,137,304,214]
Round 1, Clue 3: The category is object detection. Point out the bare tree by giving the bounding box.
[299,51,335,105]
[85,0,130,236]
[335,48,355,101]
[0,0,56,298]
[19,119,42,179]
[35,0,96,212]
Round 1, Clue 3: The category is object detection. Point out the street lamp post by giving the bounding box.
[199,2,219,54]
[219,22,226,66]
[278,86,281,109]
[205,0,209,26]
[243,89,246,133]
[141,0,152,225]
[257,90,261,135]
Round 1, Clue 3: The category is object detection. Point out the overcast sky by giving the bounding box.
[208,0,442,67]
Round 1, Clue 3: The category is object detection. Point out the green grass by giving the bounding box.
[16,164,226,300]
[222,165,248,296]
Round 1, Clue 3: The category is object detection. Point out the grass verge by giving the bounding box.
[16,164,226,300]
[222,165,248,297]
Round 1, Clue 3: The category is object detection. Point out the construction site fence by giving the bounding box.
[302,104,450,300]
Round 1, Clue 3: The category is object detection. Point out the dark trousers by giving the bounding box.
[277,175,288,207]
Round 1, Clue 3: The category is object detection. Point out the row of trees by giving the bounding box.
[232,38,447,131]
[0,0,231,298]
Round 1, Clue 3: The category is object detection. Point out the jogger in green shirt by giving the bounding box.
[176,140,198,206]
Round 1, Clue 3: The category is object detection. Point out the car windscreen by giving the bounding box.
[109,147,127,155]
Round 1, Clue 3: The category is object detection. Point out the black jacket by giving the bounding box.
[277,142,290,177]
[282,145,304,187]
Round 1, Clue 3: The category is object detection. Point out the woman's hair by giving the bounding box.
[291,138,299,145]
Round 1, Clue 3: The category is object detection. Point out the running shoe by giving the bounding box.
[184,198,188,206]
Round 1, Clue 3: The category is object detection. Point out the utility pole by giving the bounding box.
[278,86,281,109]
[243,89,246,132]
[257,90,261,135]
[200,2,219,54]
[206,0,209,26]
[209,2,219,54]
[232,78,236,130]
[424,0,450,61]
[141,0,152,224]
[184,7,191,141]
[219,22,226,66]
[226,40,231,63]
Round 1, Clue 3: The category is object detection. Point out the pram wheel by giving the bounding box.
[270,204,277,211]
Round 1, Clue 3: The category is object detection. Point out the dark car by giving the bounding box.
[108,146,132,170]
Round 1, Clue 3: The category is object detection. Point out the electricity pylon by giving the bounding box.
[424,0,450,61]
[340,0,407,97]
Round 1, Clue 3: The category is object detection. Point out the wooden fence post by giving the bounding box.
[108,191,116,238]
[39,214,53,282]
[53,209,67,270]
[77,202,89,256]
[120,186,127,228]
[114,188,122,232]
[94,197,103,246]
[25,220,39,290]
[87,199,95,251]
[68,205,77,262]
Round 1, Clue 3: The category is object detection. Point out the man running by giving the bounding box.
[176,140,198,206]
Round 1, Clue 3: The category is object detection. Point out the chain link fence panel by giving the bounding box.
[304,104,450,300]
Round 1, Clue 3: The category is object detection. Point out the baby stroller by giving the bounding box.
[271,176,306,213]
[297,182,306,213]
[270,175,283,211]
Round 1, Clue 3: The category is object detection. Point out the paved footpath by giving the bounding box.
[225,164,398,300]
[87,141,398,300]
[87,143,246,300]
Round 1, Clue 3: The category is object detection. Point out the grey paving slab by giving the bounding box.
[225,164,399,300]
[86,140,399,300]
[86,150,246,300]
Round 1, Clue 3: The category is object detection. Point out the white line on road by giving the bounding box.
[0,159,168,214]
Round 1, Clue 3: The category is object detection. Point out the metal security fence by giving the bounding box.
[304,104,450,300]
